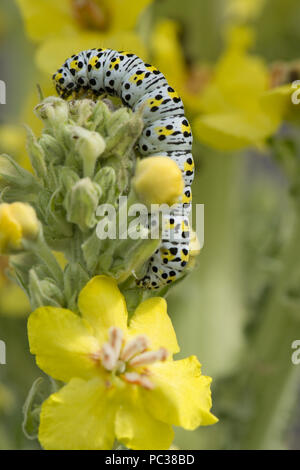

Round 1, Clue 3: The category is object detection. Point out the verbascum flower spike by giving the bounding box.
[133,156,184,207]
[0,202,39,254]
[27,276,217,450]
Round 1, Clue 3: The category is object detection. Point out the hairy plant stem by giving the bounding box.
[23,233,64,286]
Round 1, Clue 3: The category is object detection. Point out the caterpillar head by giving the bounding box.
[52,67,75,99]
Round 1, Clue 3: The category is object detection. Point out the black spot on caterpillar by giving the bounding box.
[53,48,195,289]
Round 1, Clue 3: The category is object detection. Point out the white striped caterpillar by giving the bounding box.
[53,48,194,289]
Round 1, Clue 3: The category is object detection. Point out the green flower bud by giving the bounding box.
[39,133,65,164]
[25,127,47,183]
[59,167,80,193]
[34,97,69,129]
[68,99,96,127]
[29,269,65,310]
[94,166,117,204]
[104,108,144,157]
[69,126,106,177]
[64,177,101,232]
[0,153,38,192]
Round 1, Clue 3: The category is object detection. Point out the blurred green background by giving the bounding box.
[0,0,300,450]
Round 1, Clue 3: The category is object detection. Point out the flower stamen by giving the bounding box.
[123,372,155,390]
[100,342,118,371]
[98,330,169,389]
[129,347,168,367]
[120,335,150,362]
[108,327,123,360]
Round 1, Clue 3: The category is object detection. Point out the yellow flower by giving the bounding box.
[0,202,39,254]
[225,0,266,23]
[151,20,209,114]
[28,275,217,450]
[133,156,184,207]
[16,0,153,75]
[193,26,293,150]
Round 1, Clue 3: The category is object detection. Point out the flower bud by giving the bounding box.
[133,156,184,206]
[29,269,64,310]
[64,178,101,232]
[0,154,37,191]
[34,97,69,127]
[94,166,117,204]
[39,134,65,164]
[0,202,39,254]
[70,126,106,177]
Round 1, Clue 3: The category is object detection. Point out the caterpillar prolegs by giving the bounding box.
[53,48,195,289]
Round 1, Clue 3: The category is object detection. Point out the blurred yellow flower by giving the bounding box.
[225,0,266,23]
[0,202,39,254]
[193,27,292,150]
[151,20,211,114]
[16,0,152,75]
[28,275,217,450]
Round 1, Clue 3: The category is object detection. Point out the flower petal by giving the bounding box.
[36,32,147,75]
[145,356,218,430]
[111,0,153,32]
[129,297,179,355]
[194,111,273,151]
[78,276,128,344]
[39,378,116,450]
[115,386,174,450]
[16,0,75,42]
[28,306,101,382]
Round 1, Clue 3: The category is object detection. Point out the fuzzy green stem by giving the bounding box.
[23,232,64,286]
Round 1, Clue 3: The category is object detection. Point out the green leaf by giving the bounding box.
[22,377,59,440]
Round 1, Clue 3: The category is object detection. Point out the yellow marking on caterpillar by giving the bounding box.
[159,248,175,262]
[181,121,191,135]
[54,73,62,82]
[168,88,180,100]
[146,65,159,73]
[161,247,176,262]
[147,97,163,108]
[184,160,194,172]
[181,220,189,232]
[182,190,192,204]
[89,56,99,68]
[181,249,189,262]
[155,126,174,137]
[129,72,146,83]
[109,57,121,69]
[70,59,80,71]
